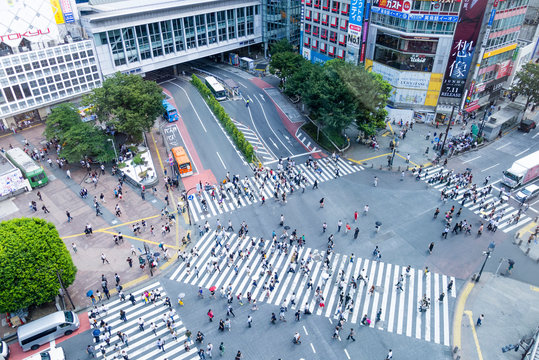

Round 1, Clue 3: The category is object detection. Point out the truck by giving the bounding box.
[501,150,539,188]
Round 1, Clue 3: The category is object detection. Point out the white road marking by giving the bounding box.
[344,349,351,359]
[269,137,279,148]
[310,343,316,353]
[168,82,207,133]
[496,142,511,150]
[303,325,309,335]
[462,155,481,163]
[259,94,265,101]
[481,163,499,172]
[515,148,530,157]
[216,151,226,169]
[533,132,539,138]
[255,97,294,155]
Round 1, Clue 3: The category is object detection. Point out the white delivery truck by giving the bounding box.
[501,150,539,188]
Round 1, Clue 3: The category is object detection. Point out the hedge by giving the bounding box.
[191,75,255,162]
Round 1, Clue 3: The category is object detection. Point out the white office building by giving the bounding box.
[0,0,102,129]
[78,0,263,77]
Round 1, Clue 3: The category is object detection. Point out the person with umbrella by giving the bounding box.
[178,292,185,306]
[209,286,216,298]
[375,221,382,232]
[320,198,325,208]
[92,328,101,343]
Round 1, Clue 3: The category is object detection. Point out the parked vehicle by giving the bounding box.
[502,150,539,188]
[515,184,539,203]
[519,118,537,133]
[1,339,9,359]
[17,311,79,351]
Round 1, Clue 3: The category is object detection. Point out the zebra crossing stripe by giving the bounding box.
[379,263,391,327]
[425,273,432,342]
[434,273,441,344]
[415,270,422,339]
[387,265,399,333]
[442,275,450,346]
[406,267,415,337]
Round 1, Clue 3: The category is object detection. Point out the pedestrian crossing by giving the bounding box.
[232,120,276,163]
[186,157,364,223]
[420,165,533,233]
[170,230,456,346]
[87,283,199,360]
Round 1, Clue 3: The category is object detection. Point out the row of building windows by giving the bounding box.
[411,0,460,13]
[303,35,346,58]
[97,6,258,67]
[0,81,100,116]
[486,31,519,50]
[497,0,529,11]
[371,14,456,34]
[0,42,94,69]
[480,48,514,68]
[305,0,350,15]
[304,10,349,28]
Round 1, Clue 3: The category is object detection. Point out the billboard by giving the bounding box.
[372,0,412,13]
[439,0,488,99]
[49,0,65,24]
[370,7,458,21]
[59,0,75,23]
[0,0,60,47]
[372,62,431,90]
[346,0,366,64]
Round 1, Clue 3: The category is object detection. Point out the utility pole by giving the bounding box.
[57,270,75,310]
[440,105,455,156]
[476,242,495,282]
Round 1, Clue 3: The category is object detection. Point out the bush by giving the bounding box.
[132,154,144,165]
[191,74,255,163]
[117,162,127,169]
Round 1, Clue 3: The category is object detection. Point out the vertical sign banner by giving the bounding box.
[300,0,305,57]
[59,0,75,23]
[440,0,488,99]
[346,0,365,64]
[49,0,65,24]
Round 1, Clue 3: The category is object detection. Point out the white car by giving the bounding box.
[0,340,9,359]
[515,184,539,203]
[24,346,64,360]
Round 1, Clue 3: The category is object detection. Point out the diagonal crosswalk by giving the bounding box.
[87,282,200,360]
[186,157,364,223]
[232,120,276,163]
[419,165,532,233]
[170,230,456,346]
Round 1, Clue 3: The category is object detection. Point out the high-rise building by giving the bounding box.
[0,0,102,129]
[262,0,302,55]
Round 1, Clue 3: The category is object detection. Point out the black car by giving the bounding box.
[519,119,537,132]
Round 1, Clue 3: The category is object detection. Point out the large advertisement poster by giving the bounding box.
[346,0,365,64]
[372,0,411,13]
[440,0,488,99]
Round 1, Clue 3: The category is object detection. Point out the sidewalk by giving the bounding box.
[344,121,439,170]
[0,124,189,339]
[454,272,539,360]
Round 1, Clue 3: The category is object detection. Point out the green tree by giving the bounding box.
[270,39,294,56]
[269,51,306,84]
[84,72,165,143]
[44,103,115,163]
[511,62,539,109]
[0,218,77,312]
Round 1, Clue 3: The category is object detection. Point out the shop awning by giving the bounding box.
[465,104,481,112]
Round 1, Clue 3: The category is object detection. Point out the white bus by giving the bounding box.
[205,76,227,101]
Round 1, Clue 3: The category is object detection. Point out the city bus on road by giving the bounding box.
[6,147,48,188]
[171,146,193,177]
[162,100,179,122]
[205,76,227,101]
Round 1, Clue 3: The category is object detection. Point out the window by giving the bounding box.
[312,39,318,49]
[123,27,139,63]
[331,16,338,27]
[108,29,126,66]
[323,0,330,10]
[227,10,236,39]
[306,10,311,20]
[340,19,348,30]
[320,42,327,53]
[185,16,197,48]
[172,18,185,51]
[148,22,163,57]
[329,45,336,55]
[338,33,346,45]
[217,11,227,42]
[20,328,58,345]
[313,26,319,37]
[237,8,245,37]
[196,14,207,46]
[321,29,328,39]
[341,3,349,15]
[207,12,217,44]
[337,49,345,59]
[330,31,337,43]
[332,1,340,13]
[304,37,311,47]
[305,24,312,34]
[12,85,24,100]
[314,0,321,8]
[322,14,328,25]
[161,21,174,54]
[314,12,320,22]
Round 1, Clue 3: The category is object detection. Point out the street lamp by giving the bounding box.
[475,241,496,282]
[107,138,118,163]
[182,186,198,226]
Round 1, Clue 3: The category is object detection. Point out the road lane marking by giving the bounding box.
[462,156,481,163]
[464,310,484,360]
[453,282,474,350]
[310,343,316,353]
[303,326,309,335]
[269,137,279,148]
[168,82,207,133]
[255,97,293,155]
[533,132,539,138]
[344,349,351,359]
[259,93,265,101]
[264,150,322,165]
[481,163,499,172]
[496,142,511,150]
[216,151,226,169]
[515,147,530,157]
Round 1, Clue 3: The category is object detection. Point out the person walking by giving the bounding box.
[207,309,214,322]
[100,253,110,264]
[157,338,165,352]
[219,342,225,356]
[320,198,325,208]
[337,220,342,232]
[476,314,484,326]
[247,315,252,328]
[354,227,360,239]
[87,345,96,358]
[428,242,435,254]
[386,349,393,359]
[138,317,145,331]
[71,242,78,253]
[347,328,356,341]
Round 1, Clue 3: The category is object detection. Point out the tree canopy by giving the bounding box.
[273,55,391,135]
[44,103,115,163]
[511,62,539,108]
[270,39,294,56]
[0,218,77,312]
[83,72,165,143]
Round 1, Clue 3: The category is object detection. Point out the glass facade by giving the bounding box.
[263,0,301,48]
[96,5,259,69]
[0,40,101,117]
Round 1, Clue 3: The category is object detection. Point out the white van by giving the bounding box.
[17,311,79,351]
[515,184,539,203]
[24,346,65,360]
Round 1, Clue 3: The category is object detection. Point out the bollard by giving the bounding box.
[515,232,520,239]
[517,239,523,246]
[398,166,401,172]
[453,346,459,354]
[526,248,530,255]
[379,165,383,170]
[371,163,374,168]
